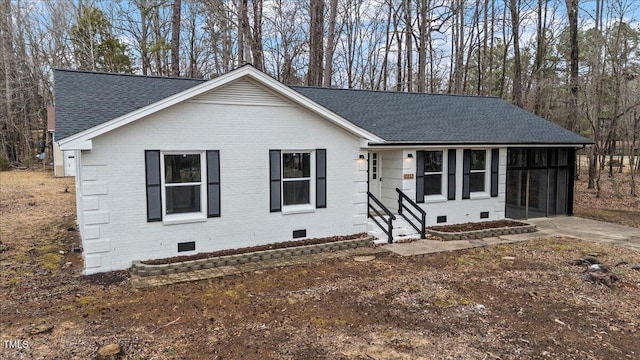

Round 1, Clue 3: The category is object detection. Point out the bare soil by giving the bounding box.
[574,165,640,228]
[1,170,640,360]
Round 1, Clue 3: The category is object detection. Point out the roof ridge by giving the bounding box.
[290,85,500,99]
[54,68,207,82]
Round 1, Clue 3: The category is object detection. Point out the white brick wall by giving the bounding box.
[77,82,368,274]
[398,148,507,226]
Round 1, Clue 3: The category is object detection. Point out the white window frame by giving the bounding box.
[160,151,207,224]
[282,150,315,214]
[470,149,490,199]
[424,150,447,203]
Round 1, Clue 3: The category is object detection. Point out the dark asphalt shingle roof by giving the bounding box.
[54,69,590,145]
[54,69,205,140]
[290,86,591,144]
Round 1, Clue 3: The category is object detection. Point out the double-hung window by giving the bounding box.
[163,153,205,215]
[269,149,326,213]
[282,152,313,207]
[424,151,444,196]
[417,149,455,202]
[469,150,487,193]
[145,150,220,223]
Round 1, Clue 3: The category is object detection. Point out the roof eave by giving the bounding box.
[366,140,594,148]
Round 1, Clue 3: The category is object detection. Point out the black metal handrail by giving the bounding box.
[367,192,396,243]
[396,188,426,239]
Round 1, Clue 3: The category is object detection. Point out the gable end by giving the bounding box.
[188,78,292,107]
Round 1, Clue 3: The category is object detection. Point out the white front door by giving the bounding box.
[369,152,382,199]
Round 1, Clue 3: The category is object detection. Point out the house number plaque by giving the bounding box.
[403,174,414,179]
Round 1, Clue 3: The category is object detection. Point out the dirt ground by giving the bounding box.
[1,170,639,359]
[574,159,640,228]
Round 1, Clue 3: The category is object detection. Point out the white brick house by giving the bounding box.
[55,65,591,274]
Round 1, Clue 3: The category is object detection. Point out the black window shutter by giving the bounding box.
[491,148,499,197]
[416,151,425,203]
[145,150,162,222]
[207,150,221,217]
[447,149,456,200]
[269,150,281,212]
[462,149,471,199]
[316,149,326,208]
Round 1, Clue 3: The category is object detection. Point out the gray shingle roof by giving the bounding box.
[290,86,591,144]
[54,69,591,145]
[54,69,205,140]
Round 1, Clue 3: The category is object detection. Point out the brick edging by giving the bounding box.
[130,237,374,277]
[426,223,537,241]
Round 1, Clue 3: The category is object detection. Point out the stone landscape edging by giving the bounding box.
[131,236,374,277]
[426,223,537,241]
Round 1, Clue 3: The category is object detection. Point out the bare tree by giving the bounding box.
[323,0,339,87]
[404,0,413,92]
[171,0,182,76]
[307,0,324,86]
[509,0,523,107]
[565,0,579,131]
[1,0,14,161]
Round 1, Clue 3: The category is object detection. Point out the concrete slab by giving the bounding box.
[529,217,640,251]
[384,217,640,257]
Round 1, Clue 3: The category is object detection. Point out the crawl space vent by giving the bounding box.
[292,229,307,239]
[177,241,196,252]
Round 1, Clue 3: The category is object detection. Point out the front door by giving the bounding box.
[368,152,382,199]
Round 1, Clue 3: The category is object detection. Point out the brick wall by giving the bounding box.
[78,79,368,274]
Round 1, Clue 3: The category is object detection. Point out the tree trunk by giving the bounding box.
[481,0,488,95]
[139,0,151,75]
[509,0,523,107]
[379,2,393,90]
[452,0,465,94]
[404,0,413,92]
[171,0,181,76]
[248,0,264,70]
[188,4,197,77]
[487,0,495,95]
[565,0,579,132]
[323,0,338,87]
[416,0,428,92]
[237,0,246,66]
[531,0,547,115]
[395,11,403,91]
[307,0,324,86]
[1,0,13,161]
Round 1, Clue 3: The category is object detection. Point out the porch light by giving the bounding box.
[407,153,414,159]
[359,154,366,159]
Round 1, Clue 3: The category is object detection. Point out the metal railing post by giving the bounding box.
[367,191,396,243]
[395,188,427,239]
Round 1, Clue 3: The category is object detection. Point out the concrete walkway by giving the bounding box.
[384,216,640,256]
[530,216,640,251]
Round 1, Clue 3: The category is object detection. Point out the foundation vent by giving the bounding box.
[178,241,196,252]
[293,229,307,239]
